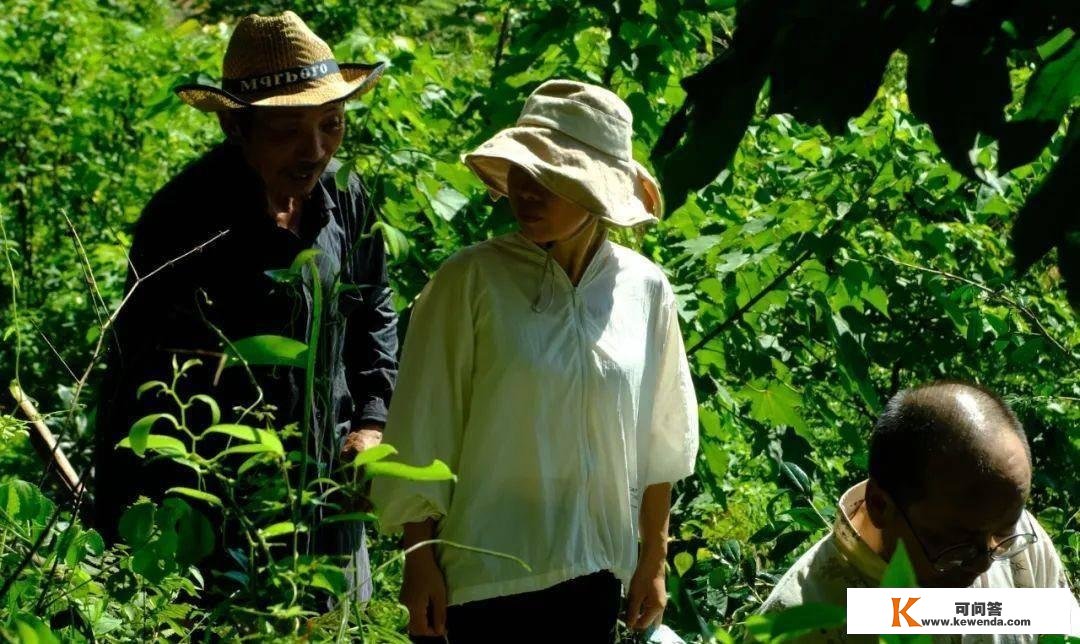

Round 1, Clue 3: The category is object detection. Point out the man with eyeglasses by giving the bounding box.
[760,381,1075,642]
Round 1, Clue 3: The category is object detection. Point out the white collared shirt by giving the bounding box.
[370,232,699,605]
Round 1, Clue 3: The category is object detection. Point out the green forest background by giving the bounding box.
[0,0,1077,641]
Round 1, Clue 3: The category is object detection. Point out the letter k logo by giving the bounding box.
[891,597,921,627]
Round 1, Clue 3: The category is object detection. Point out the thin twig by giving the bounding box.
[0,207,24,389]
[62,209,108,331]
[492,4,512,73]
[69,229,231,422]
[31,321,78,382]
[689,219,838,356]
[885,257,1077,364]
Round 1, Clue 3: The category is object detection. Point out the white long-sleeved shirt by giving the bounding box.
[369,231,699,606]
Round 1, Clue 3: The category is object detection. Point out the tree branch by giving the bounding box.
[884,257,1077,366]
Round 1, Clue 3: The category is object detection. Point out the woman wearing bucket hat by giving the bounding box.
[94,12,396,603]
[371,80,699,642]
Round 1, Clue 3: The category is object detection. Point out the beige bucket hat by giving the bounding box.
[175,11,385,112]
[463,79,664,227]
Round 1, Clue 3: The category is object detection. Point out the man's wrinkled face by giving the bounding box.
[226,102,346,200]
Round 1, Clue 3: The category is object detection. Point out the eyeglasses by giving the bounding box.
[895,506,1038,574]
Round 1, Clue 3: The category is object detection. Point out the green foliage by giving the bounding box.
[653,0,1080,299]
[880,541,919,589]
[0,479,203,641]
[1,0,1077,641]
[744,603,846,642]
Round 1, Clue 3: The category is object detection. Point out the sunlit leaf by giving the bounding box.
[166,487,222,507]
[224,335,308,369]
[364,459,456,482]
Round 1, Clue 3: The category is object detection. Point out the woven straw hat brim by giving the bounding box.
[175,62,385,112]
[463,126,662,228]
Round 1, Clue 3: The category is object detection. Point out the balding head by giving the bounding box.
[864,382,1034,587]
[869,381,1031,509]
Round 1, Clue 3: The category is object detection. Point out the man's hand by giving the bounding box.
[341,425,383,462]
[625,546,668,631]
[341,425,383,511]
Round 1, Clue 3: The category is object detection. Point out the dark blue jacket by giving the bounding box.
[94,141,398,600]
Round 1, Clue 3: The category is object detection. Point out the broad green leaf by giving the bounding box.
[204,423,284,456]
[371,220,410,258]
[13,615,61,644]
[160,497,215,566]
[351,443,398,467]
[80,529,105,557]
[225,335,308,369]
[364,459,456,482]
[166,487,222,507]
[862,285,890,317]
[119,434,188,458]
[702,440,731,481]
[238,453,274,476]
[189,394,220,425]
[136,380,168,398]
[216,444,283,458]
[674,551,694,577]
[119,501,156,546]
[259,521,306,539]
[172,18,199,37]
[335,158,356,190]
[740,381,807,433]
[126,413,179,457]
[1037,28,1075,60]
[179,358,202,373]
[1015,38,1080,124]
[720,538,741,564]
[769,530,812,560]
[290,248,322,271]
[780,461,811,495]
[0,479,54,527]
[427,185,469,222]
[745,603,846,641]
[310,565,347,594]
[880,540,920,588]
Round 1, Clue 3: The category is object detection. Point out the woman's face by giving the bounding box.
[506,165,592,244]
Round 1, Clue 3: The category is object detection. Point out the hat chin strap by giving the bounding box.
[531,215,603,314]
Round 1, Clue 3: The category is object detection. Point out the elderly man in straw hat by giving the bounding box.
[371,79,699,642]
[94,12,396,602]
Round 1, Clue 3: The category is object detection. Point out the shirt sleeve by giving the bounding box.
[368,254,475,535]
[643,277,699,487]
[342,176,399,429]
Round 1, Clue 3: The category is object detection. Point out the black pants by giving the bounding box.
[411,570,622,644]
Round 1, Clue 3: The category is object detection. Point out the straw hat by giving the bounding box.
[463,79,663,228]
[175,11,385,112]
